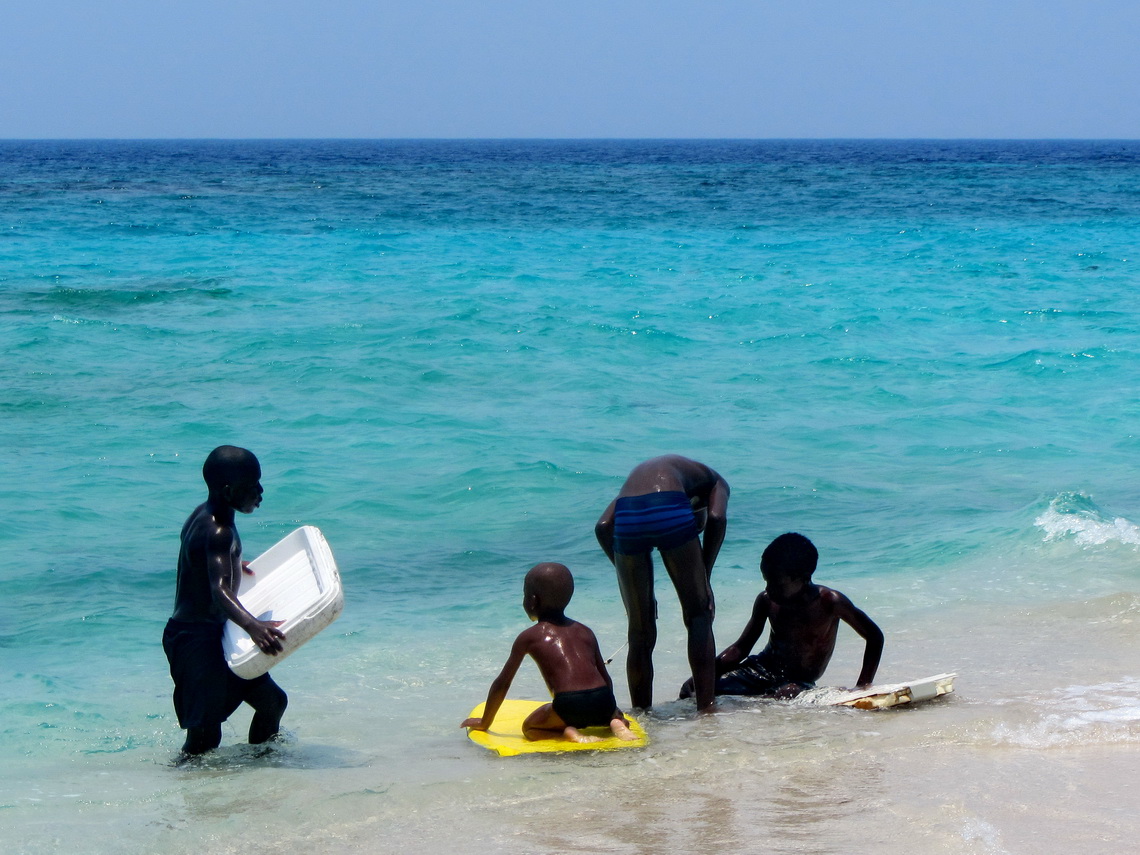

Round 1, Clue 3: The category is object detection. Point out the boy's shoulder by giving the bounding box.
[514,622,545,644]
[812,584,847,606]
[183,502,235,535]
[518,617,595,644]
[813,585,869,620]
[563,616,598,638]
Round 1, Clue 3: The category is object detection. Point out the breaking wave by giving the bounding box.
[1034,492,1140,547]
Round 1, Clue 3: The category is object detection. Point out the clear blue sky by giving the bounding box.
[3,0,1137,138]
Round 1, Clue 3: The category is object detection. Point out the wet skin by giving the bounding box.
[595,455,730,711]
[461,564,634,742]
[171,474,285,655]
[691,572,884,696]
[169,455,288,756]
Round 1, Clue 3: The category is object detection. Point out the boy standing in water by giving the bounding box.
[162,445,288,758]
[681,532,883,700]
[595,455,729,711]
[461,563,637,743]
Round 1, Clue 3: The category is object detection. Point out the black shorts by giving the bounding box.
[716,655,815,697]
[552,686,620,729]
[162,619,280,730]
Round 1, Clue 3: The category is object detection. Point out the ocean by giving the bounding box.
[2,139,1139,854]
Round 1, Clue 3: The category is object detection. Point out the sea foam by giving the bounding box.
[1034,492,1140,547]
[992,677,1140,748]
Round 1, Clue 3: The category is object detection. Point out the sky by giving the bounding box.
[2,0,1137,139]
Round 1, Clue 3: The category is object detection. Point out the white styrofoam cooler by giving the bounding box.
[223,525,344,679]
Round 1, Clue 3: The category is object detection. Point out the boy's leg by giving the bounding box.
[181,724,222,756]
[614,552,656,710]
[660,538,716,710]
[522,703,600,743]
[240,674,288,744]
[164,621,234,757]
[714,657,807,698]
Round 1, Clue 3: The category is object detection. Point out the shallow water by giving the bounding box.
[3,140,1140,853]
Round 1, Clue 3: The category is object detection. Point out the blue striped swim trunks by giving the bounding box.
[612,491,700,555]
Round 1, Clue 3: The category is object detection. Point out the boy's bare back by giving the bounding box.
[616,454,724,502]
[514,617,611,696]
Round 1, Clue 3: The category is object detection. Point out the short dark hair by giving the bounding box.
[202,445,260,492]
[524,562,574,611]
[761,532,818,581]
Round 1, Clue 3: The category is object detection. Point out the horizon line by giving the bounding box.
[2,136,1139,143]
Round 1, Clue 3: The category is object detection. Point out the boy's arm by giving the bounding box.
[461,634,528,731]
[595,500,617,564]
[591,630,615,691]
[207,526,285,654]
[833,592,884,688]
[700,476,730,575]
[715,592,768,676]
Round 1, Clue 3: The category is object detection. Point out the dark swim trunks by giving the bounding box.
[552,686,620,729]
[612,491,700,555]
[715,654,815,698]
[162,619,280,729]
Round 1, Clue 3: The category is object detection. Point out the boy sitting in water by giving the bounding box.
[680,533,883,700]
[461,563,637,743]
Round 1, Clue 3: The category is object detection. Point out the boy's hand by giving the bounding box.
[461,717,489,731]
[242,561,255,575]
[249,619,286,654]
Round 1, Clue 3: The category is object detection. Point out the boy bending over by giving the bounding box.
[462,563,637,743]
[681,533,883,700]
[595,455,730,711]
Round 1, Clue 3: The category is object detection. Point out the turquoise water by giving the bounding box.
[3,140,1140,854]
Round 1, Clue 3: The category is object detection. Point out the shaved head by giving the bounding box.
[523,562,574,611]
[202,445,260,492]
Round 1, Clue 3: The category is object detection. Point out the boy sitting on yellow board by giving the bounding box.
[462,563,637,743]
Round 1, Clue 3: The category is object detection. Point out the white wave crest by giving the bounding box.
[1034,492,1140,546]
[992,677,1140,748]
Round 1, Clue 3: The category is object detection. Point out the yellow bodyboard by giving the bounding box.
[464,698,648,757]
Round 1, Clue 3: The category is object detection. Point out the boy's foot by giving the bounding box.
[610,718,638,741]
[563,727,603,743]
